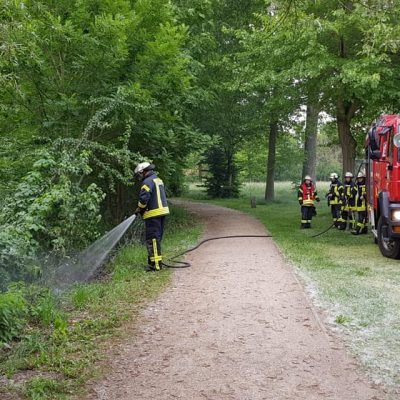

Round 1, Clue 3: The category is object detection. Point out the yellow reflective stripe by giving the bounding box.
[153,179,162,209]
[303,200,314,205]
[143,207,170,219]
[299,189,303,193]
[301,220,307,223]
[138,202,146,208]
[298,197,302,200]
[141,184,150,192]
[152,239,161,270]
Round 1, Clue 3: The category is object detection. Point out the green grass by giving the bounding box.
[186,181,400,392]
[0,206,202,400]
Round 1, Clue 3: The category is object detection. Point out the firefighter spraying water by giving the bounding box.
[134,162,170,272]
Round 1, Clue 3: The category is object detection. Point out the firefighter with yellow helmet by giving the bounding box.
[326,172,344,228]
[134,162,170,271]
[339,172,357,230]
[351,171,368,235]
[298,175,320,229]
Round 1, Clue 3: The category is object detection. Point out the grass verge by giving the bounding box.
[0,206,202,400]
[186,182,400,393]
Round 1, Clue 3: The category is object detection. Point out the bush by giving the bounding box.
[0,149,105,287]
[0,290,28,344]
[203,145,241,198]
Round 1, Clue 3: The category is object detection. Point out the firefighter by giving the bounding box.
[339,172,357,230]
[298,175,320,229]
[351,171,368,235]
[134,162,170,271]
[326,172,344,228]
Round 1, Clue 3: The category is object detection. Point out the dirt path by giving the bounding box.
[87,202,386,400]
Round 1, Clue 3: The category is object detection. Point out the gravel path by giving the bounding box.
[87,202,386,400]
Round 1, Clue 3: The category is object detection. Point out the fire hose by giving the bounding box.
[161,235,273,269]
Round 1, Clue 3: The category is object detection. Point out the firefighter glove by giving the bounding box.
[316,198,320,202]
[299,200,303,205]
[135,207,145,216]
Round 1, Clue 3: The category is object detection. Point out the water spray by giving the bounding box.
[49,214,137,289]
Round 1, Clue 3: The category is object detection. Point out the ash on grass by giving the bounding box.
[189,181,400,395]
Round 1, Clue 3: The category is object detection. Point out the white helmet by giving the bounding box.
[330,172,338,179]
[304,175,312,181]
[134,162,154,175]
[357,171,366,178]
[345,172,353,178]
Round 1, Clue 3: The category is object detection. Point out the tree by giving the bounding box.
[0,0,202,285]
[175,0,267,198]
[302,92,320,180]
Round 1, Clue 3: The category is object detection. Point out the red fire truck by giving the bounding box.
[367,114,400,258]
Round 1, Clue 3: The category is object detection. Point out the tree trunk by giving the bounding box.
[336,99,358,176]
[265,121,278,201]
[302,99,319,180]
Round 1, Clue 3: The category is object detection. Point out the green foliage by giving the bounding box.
[0,290,28,344]
[25,377,67,400]
[335,314,352,325]
[0,0,203,287]
[203,145,241,198]
[0,146,105,285]
[0,206,201,398]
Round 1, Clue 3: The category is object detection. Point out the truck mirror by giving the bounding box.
[370,149,381,160]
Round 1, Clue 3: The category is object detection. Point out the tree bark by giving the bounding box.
[336,99,358,176]
[302,99,319,180]
[265,121,278,201]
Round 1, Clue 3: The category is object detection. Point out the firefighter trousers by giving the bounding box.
[340,209,355,230]
[331,204,342,227]
[301,205,314,228]
[145,216,166,270]
[354,210,368,234]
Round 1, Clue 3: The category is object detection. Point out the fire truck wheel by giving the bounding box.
[377,218,400,259]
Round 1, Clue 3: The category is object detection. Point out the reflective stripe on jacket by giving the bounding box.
[328,180,344,205]
[298,183,319,206]
[355,182,367,211]
[343,181,357,210]
[138,172,170,219]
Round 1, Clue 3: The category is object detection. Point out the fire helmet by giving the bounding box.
[345,172,353,178]
[330,172,338,179]
[304,175,312,181]
[357,171,366,179]
[134,162,155,175]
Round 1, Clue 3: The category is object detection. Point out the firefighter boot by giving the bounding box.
[351,227,360,235]
[338,221,346,230]
[361,226,368,234]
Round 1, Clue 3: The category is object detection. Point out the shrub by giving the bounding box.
[0,290,28,344]
[203,145,241,198]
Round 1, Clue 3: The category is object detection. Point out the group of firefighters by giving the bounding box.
[133,160,370,272]
[298,171,368,235]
